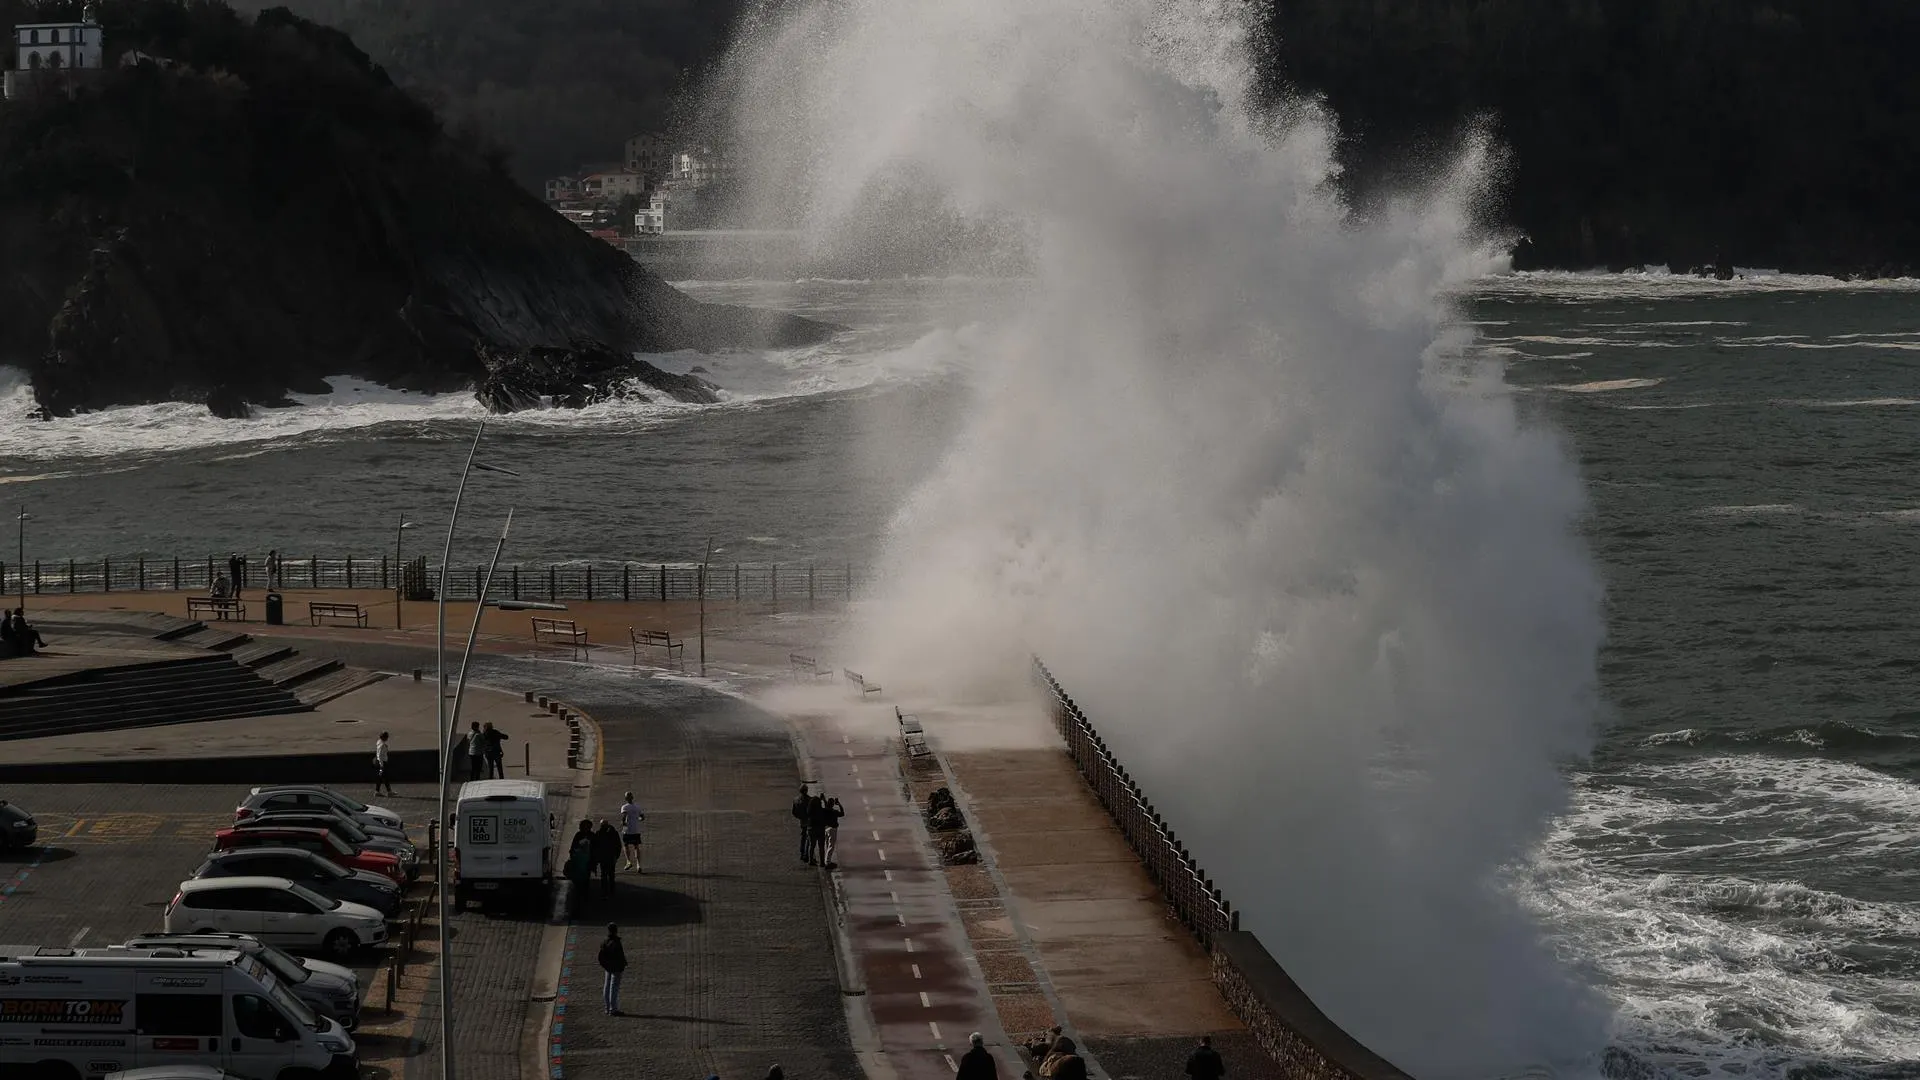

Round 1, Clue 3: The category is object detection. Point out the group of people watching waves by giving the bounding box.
[0,608,46,656]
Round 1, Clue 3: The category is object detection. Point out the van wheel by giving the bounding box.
[322,928,357,959]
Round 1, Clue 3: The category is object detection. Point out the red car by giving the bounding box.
[212,825,406,884]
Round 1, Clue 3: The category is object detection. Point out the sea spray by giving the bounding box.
[719,0,1612,1074]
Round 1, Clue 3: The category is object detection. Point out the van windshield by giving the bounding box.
[252,945,311,984]
[257,965,324,1033]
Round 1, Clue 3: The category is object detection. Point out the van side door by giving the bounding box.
[227,989,300,1078]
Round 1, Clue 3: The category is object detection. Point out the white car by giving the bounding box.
[164,876,388,960]
[237,786,403,831]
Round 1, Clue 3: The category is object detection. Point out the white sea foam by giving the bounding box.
[1545,379,1664,394]
[718,1,1612,1075]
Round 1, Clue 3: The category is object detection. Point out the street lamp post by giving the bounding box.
[432,423,520,1080]
[14,507,27,614]
[394,517,415,630]
[446,509,515,752]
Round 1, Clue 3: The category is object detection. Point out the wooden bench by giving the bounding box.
[789,652,833,680]
[629,627,685,671]
[308,602,368,627]
[531,617,588,649]
[896,706,929,758]
[188,597,246,621]
[844,669,882,697]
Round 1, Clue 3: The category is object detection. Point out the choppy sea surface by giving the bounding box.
[8,270,1920,1076]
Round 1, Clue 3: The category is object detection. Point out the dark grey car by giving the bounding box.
[192,846,402,917]
[0,800,35,849]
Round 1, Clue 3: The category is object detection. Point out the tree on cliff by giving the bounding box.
[1260,0,1920,274]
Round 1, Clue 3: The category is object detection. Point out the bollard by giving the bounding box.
[524,690,534,703]
[546,701,558,714]
[386,963,396,1011]
[523,742,531,775]
[538,696,549,708]
[412,669,421,682]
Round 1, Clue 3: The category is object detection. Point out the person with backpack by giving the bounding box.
[593,819,622,898]
[597,923,627,1015]
[791,784,816,864]
[1184,1035,1225,1080]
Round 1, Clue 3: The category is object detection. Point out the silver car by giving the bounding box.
[237,786,403,831]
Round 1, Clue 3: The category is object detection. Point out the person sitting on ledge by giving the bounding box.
[8,609,45,655]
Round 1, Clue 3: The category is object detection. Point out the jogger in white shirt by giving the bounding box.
[619,792,646,872]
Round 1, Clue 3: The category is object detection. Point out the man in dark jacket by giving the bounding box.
[593,819,622,898]
[482,722,510,779]
[957,1031,998,1080]
[566,820,596,914]
[817,795,846,869]
[792,784,816,864]
[1185,1035,1225,1080]
[597,923,627,1015]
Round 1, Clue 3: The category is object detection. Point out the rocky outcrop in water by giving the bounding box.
[1,1,833,419]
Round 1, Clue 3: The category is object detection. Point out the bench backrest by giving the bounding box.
[311,603,359,613]
[532,618,578,633]
[630,628,676,646]
[791,652,816,667]
[844,669,865,686]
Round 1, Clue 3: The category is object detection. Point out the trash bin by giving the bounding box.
[264,592,284,626]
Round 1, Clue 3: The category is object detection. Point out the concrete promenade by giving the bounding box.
[15,593,1277,1080]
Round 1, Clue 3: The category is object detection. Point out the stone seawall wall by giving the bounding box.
[1033,657,1415,1080]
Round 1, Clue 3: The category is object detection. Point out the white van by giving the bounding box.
[451,779,552,911]
[0,945,355,1080]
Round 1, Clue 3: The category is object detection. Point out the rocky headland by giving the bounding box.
[0,1,833,419]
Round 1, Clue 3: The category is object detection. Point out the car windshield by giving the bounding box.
[324,833,352,855]
[252,944,310,984]
[287,882,340,910]
[328,790,369,813]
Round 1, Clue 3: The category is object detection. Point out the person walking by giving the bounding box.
[482,722,510,779]
[819,794,845,869]
[597,922,626,1015]
[619,792,645,872]
[1184,1035,1225,1080]
[566,820,596,914]
[465,722,485,782]
[373,731,394,796]
[791,784,815,864]
[593,819,621,898]
[957,1032,998,1080]
[265,550,281,588]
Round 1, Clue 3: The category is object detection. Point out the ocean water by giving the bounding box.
[7,272,1920,1075]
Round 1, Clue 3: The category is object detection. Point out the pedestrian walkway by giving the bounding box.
[550,684,859,1080]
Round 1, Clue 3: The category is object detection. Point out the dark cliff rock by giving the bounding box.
[0,0,834,418]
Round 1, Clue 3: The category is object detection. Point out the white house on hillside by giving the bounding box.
[6,16,104,99]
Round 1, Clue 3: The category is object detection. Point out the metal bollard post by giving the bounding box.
[524,742,531,775]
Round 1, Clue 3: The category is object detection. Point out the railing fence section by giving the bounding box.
[0,555,864,608]
[1031,656,1236,950]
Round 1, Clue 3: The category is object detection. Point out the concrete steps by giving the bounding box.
[0,653,309,741]
[293,668,388,706]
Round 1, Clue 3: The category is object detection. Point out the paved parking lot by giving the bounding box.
[0,781,442,971]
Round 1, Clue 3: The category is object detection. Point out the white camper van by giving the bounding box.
[451,779,552,910]
[0,944,355,1080]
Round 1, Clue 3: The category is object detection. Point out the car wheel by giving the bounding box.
[322,928,358,960]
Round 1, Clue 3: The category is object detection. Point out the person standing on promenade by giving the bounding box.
[373,731,394,796]
[817,794,845,870]
[1184,1035,1225,1080]
[465,722,485,781]
[619,792,646,872]
[791,784,814,864]
[566,819,596,914]
[593,819,621,898]
[958,1032,998,1080]
[227,553,245,597]
[265,550,281,588]
[597,922,626,1015]
[482,722,509,779]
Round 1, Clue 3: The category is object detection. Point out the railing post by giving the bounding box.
[346,556,354,590]
[548,564,556,600]
[381,556,389,592]
[476,565,484,600]
[734,564,741,601]
[771,564,779,610]
[622,563,630,601]
[847,562,853,601]
[512,564,520,601]
[658,564,666,602]
[103,557,111,592]
[586,564,593,601]
[137,556,145,591]
[67,558,74,593]
[808,565,815,611]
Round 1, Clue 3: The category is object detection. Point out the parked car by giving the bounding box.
[164,876,387,960]
[0,799,34,849]
[239,812,418,878]
[238,786,402,831]
[192,847,402,918]
[249,808,410,845]
[212,826,406,885]
[118,932,362,1030]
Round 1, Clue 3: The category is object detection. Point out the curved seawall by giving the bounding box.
[1032,657,1415,1080]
